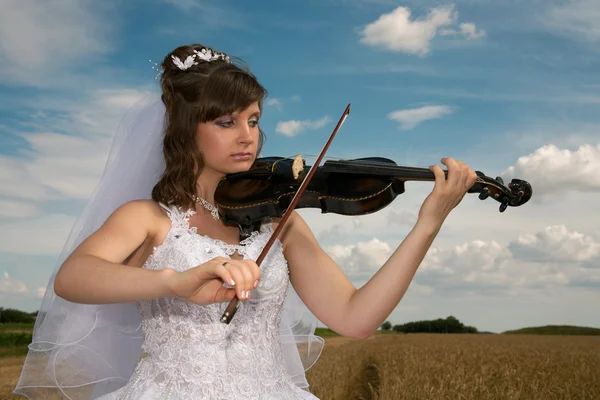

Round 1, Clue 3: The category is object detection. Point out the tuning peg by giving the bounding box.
[515,192,523,203]
[496,176,504,185]
[499,200,508,212]
[478,187,490,200]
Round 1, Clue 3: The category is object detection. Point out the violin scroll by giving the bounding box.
[469,172,532,212]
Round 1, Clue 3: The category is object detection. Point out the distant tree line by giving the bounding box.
[4,308,597,337]
[0,308,37,324]
[503,325,600,336]
[380,316,478,334]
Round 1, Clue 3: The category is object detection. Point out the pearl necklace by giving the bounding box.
[193,196,220,220]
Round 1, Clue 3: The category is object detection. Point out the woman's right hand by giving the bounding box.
[163,257,260,305]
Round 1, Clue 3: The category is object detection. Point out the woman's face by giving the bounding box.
[195,101,261,175]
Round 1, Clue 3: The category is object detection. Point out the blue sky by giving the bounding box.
[1,0,599,333]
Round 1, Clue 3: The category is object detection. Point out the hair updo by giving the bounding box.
[151,43,268,210]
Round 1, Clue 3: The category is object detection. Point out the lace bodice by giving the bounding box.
[96,203,318,400]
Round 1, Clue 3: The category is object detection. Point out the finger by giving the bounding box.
[236,260,255,295]
[453,161,475,191]
[442,157,461,188]
[211,260,235,286]
[228,260,254,299]
[454,161,469,192]
[462,165,475,190]
[220,261,248,299]
[466,168,478,189]
[456,161,470,191]
[244,260,261,288]
[214,286,237,303]
[429,164,446,191]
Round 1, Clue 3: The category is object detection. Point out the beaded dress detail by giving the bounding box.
[96,203,319,400]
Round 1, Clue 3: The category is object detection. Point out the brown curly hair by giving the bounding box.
[151,44,268,210]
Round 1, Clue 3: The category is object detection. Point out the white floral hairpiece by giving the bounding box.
[171,48,230,71]
[171,54,198,70]
[149,60,163,80]
[149,47,230,79]
[194,48,230,63]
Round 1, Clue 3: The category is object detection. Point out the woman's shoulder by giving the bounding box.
[113,199,172,233]
[115,199,167,217]
[271,211,313,250]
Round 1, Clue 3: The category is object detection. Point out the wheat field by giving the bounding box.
[304,333,600,400]
[2,333,599,399]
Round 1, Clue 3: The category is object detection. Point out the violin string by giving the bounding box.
[288,154,505,191]
[300,154,423,169]
[299,154,344,161]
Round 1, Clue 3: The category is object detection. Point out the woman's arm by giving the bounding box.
[53,200,173,304]
[281,158,477,339]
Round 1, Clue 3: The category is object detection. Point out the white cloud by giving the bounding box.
[0,0,113,85]
[541,0,600,43]
[359,5,484,55]
[421,239,509,277]
[265,96,301,112]
[387,105,453,129]
[388,209,418,226]
[0,87,144,257]
[317,218,363,242]
[276,116,332,137]
[0,214,75,255]
[0,272,46,300]
[327,238,394,279]
[322,224,600,297]
[266,98,282,111]
[440,22,486,39]
[418,224,600,293]
[36,287,46,299]
[501,144,600,197]
[509,225,600,263]
[360,6,455,55]
[158,0,246,30]
[318,224,347,242]
[0,89,149,202]
[0,200,43,219]
[291,198,600,332]
[0,272,28,295]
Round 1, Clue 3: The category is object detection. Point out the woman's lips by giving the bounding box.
[231,153,252,160]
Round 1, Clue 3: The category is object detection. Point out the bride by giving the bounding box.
[13,43,477,399]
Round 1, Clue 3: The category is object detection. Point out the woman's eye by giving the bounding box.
[216,120,233,128]
[249,119,259,127]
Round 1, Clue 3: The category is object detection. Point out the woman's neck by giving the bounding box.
[195,169,224,204]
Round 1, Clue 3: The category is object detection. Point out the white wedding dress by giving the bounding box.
[96,203,320,399]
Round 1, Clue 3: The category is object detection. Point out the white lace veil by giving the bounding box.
[13,92,324,399]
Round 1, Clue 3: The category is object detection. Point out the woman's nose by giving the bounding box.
[237,124,253,143]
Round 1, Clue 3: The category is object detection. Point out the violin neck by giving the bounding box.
[391,167,447,183]
[324,160,445,182]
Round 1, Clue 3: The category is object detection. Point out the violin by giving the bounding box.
[217,104,533,323]
[214,155,532,231]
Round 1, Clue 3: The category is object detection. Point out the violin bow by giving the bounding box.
[220,103,352,324]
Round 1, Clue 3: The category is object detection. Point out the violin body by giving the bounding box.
[215,157,407,228]
[214,156,532,231]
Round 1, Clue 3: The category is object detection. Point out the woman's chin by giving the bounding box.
[221,161,254,174]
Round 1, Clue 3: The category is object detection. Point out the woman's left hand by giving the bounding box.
[417,157,478,228]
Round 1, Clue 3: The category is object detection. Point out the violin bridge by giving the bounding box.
[292,154,303,180]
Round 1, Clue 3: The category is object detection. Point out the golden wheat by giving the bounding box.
[2,334,599,399]
[306,333,600,400]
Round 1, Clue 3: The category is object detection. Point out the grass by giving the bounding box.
[0,324,33,334]
[0,333,32,359]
